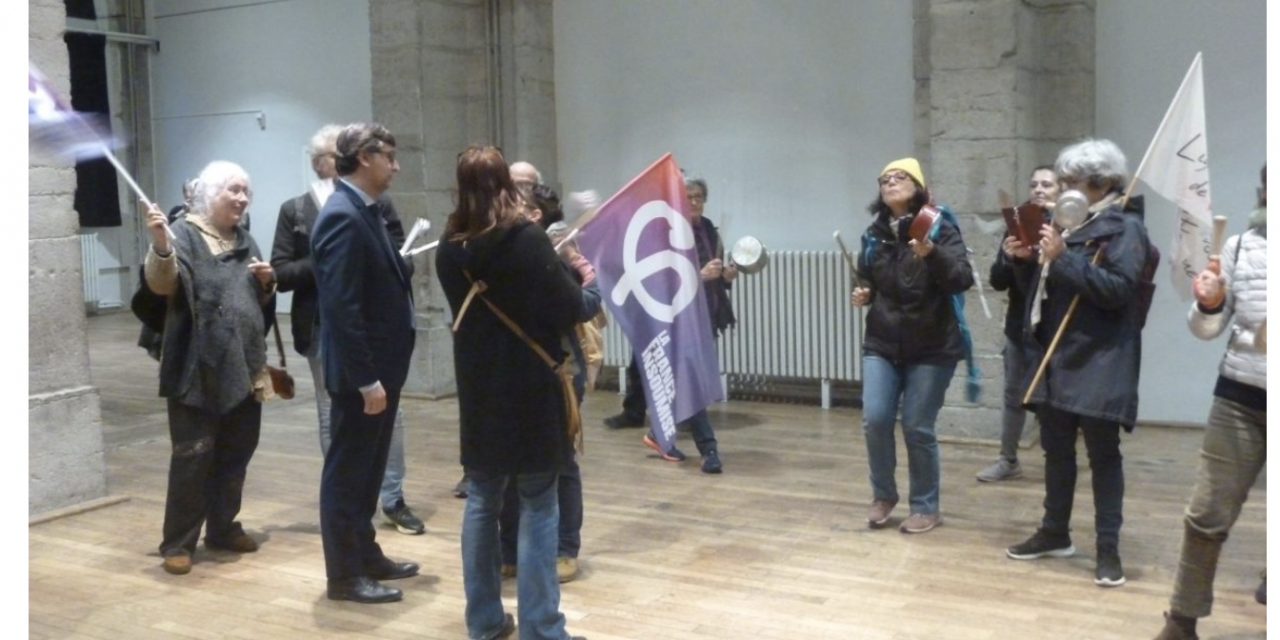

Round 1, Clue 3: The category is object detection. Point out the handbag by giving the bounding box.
[267,319,296,400]
[452,273,583,453]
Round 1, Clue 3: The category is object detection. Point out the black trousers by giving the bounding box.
[1039,406,1125,547]
[320,388,400,579]
[159,395,262,557]
[621,356,646,420]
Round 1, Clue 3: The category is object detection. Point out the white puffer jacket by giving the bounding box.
[1188,224,1267,390]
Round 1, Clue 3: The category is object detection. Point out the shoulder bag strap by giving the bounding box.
[272,319,288,368]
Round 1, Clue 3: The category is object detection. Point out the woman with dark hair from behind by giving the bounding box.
[436,145,587,640]
[1152,164,1267,640]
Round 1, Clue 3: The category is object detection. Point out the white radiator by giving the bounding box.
[80,233,101,312]
[601,250,863,407]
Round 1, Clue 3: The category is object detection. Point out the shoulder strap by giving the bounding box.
[451,271,557,368]
[272,320,288,368]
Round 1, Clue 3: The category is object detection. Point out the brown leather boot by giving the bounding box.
[162,552,191,575]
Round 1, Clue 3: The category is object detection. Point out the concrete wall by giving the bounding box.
[29,0,109,516]
[554,0,915,251]
[150,0,373,317]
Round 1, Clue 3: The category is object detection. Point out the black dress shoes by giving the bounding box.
[326,576,403,604]
[367,558,420,581]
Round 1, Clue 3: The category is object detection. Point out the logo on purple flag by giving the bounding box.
[577,154,723,453]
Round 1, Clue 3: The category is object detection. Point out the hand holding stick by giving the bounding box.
[1207,215,1228,274]
[833,231,865,287]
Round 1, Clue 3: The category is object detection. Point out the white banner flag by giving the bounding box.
[1131,53,1212,300]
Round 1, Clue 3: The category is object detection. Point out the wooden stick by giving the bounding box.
[1023,248,1105,405]
[833,231,864,286]
[1209,215,1229,257]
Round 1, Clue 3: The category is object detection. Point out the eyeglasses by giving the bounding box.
[878,172,911,186]
[687,193,706,203]
[373,148,398,164]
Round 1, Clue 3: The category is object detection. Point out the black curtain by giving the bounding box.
[64,30,122,227]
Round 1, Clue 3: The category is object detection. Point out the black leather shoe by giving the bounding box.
[603,413,645,429]
[326,576,403,603]
[367,558,420,581]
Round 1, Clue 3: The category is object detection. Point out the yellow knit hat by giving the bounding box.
[880,158,925,189]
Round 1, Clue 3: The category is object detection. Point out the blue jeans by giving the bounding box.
[463,470,568,640]
[501,455,583,561]
[309,349,407,508]
[861,355,956,515]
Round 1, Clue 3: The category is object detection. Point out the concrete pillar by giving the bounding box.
[29,0,109,516]
[370,0,557,397]
[914,0,1095,443]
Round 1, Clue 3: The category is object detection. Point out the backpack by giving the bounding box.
[1134,241,1160,330]
[861,205,982,402]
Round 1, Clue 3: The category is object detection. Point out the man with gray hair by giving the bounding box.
[271,125,426,538]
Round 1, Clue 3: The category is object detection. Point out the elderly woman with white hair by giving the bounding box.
[1004,138,1152,588]
[143,160,276,576]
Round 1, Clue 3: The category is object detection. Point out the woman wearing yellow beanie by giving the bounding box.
[850,158,975,534]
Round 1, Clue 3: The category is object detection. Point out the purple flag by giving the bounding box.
[28,63,114,161]
[577,154,723,453]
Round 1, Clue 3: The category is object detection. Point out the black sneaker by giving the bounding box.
[1006,529,1075,560]
[1094,543,1125,587]
[1257,571,1267,605]
[383,500,426,535]
[604,413,645,429]
[701,450,722,474]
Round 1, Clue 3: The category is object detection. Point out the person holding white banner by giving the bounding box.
[1005,139,1150,588]
[1153,164,1267,640]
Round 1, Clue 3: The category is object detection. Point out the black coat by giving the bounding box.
[272,187,410,356]
[1016,202,1149,428]
[436,220,583,475]
[691,216,735,336]
[990,235,1034,342]
[857,209,975,364]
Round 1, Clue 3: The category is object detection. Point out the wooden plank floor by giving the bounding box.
[30,312,1266,639]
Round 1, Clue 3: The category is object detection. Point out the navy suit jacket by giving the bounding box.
[311,180,415,393]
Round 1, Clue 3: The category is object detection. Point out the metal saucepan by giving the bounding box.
[1054,190,1090,231]
[730,235,769,275]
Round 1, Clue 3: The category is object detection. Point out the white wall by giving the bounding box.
[1097,0,1267,424]
[554,0,914,250]
[150,0,372,311]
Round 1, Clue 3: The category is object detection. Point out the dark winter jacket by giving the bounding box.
[1016,201,1149,429]
[990,236,1035,342]
[857,209,975,364]
[436,220,584,475]
[691,216,736,336]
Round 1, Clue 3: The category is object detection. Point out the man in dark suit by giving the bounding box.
[271,125,425,537]
[311,122,418,604]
